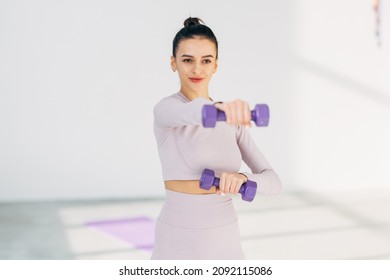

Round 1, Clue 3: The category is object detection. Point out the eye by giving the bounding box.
[183,59,192,63]
[203,59,212,64]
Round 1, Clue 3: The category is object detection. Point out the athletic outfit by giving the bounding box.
[151,91,281,259]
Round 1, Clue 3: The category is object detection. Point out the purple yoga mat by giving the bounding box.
[85,216,155,253]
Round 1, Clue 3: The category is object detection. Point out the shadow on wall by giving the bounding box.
[294,56,390,107]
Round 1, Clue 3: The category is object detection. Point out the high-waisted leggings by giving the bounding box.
[151,189,245,259]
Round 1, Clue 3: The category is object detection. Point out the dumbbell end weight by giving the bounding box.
[240,181,257,202]
[253,104,269,127]
[202,105,217,128]
[199,168,216,190]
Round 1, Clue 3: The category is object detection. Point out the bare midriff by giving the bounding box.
[164,180,217,194]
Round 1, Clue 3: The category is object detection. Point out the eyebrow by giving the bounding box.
[181,54,214,58]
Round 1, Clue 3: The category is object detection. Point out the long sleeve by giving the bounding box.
[236,126,282,195]
[153,94,214,128]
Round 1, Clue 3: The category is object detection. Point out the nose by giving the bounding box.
[192,62,202,75]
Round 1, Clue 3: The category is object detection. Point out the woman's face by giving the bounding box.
[171,37,218,96]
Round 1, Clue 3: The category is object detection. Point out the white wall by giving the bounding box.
[0,0,388,202]
[290,0,390,191]
[0,0,293,201]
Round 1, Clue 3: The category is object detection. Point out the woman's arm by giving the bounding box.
[209,99,281,195]
[153,95,214,128]
[236,126,282,195]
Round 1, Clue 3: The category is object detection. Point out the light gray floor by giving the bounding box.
[1,190,390,260]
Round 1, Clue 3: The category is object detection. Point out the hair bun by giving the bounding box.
[183,17,203,28]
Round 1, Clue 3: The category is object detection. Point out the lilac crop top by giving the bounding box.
[153,92,282,194]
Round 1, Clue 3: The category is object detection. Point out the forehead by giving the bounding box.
[176,37,217,57]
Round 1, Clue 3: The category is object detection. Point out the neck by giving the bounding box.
[180,87,210,101]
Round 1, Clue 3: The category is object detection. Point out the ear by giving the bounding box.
[170,56,177,72]
[213,58,218,74]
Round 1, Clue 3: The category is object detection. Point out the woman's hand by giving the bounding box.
[214,99,252,128]
[217,172,248,196]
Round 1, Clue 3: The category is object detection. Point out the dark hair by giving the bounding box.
[172,17,219,59]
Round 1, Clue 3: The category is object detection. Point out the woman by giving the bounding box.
[151,17,282,260]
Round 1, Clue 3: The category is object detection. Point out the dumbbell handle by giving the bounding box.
[202,104,269,127]
[211,177,253,198]
[213,110,261,123]
[200,169,257,202]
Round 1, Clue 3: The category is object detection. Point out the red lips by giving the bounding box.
[189,77,204,83]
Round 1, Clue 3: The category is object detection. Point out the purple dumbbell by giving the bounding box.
[200,169,257,202]
[202,104,269,128]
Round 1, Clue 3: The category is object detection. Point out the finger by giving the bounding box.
[230,101,238,125]
[242,100,249,125]
[219,173,226,195]
[225,103,232,125]
[225,176,233,194]
[244,102,251,123]
[233,177,243,194]
[243,102,251,127]
[228,174,238,194]
[237,100,243,124]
